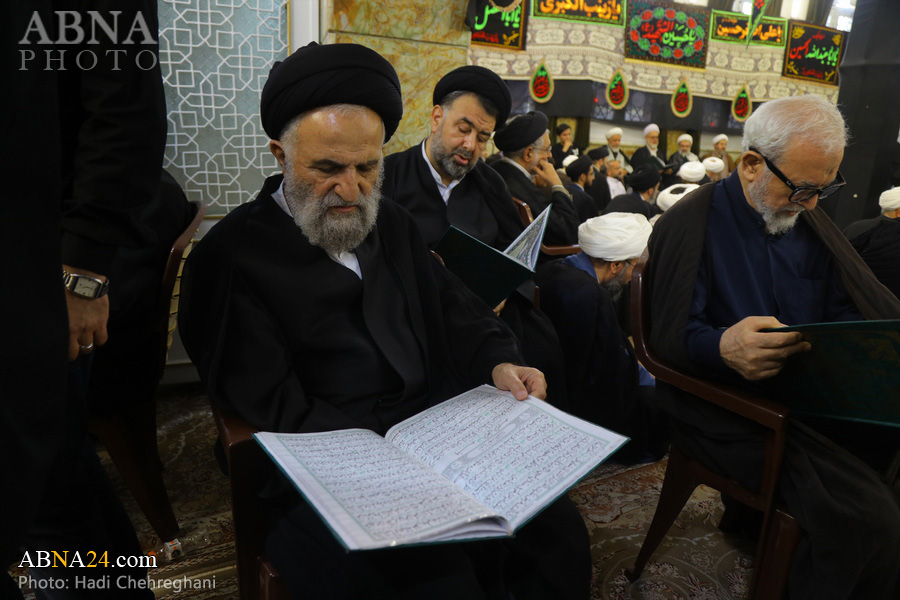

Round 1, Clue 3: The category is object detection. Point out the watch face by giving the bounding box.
[74,277,100,297]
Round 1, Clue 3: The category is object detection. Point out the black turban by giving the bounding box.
[565,156,593,181]
[433,65,511,127]
[260,42,403,141]
[493,111,549,152]
[627,166,661,192]
[555,123,571,136]
[587,146,610,161]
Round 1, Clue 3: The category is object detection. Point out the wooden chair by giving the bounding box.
[511,197,580,256]
[211,405,289,600]
[625,253,801,600]
[88,201,205,542]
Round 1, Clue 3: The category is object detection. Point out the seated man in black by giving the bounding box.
[607,166,661,220]
[179,43,590,600]
[536,213,668,463]
[648,94,900,599]
[843,186,900,298]
[491,111,581,246]
[382,66,569,410]
[563,155,600,223]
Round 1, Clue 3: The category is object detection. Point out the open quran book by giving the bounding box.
[433,206,550,307]
[254,385,627,551]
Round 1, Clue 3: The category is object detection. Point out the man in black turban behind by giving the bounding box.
[492,111,581,245]
[179,43,590,600]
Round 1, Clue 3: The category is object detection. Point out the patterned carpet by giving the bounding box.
[14,385,755,599]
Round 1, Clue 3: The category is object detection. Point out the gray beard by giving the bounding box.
[431,127,475,181]
[601,267,630,304]
[283,164,382,255]
[748,171,802,236]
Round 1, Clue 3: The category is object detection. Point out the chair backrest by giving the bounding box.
[210,404,271,600]
[157,201,206,377]
[511,197,581,257]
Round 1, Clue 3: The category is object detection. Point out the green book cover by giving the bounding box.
[762,320,900,427]
[433,206,550,308]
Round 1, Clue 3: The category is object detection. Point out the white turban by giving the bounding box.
[879,187,900,211]
[562,154,580,168]
[712,133,728,145]
[678,161,706,183]
[702,156,725,174]
[606,127,623,139]
[657,183,699,212]
[643,123,660,136]
[578,212,652,262]
[677,133,693,145]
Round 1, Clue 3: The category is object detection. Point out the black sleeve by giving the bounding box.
[58,0,167,276]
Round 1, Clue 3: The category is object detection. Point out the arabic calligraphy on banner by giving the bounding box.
[533,0,625,27]
[710,10,785,46]
[783,20,844,86]
[472,0,528,50]
[624,1,710,70]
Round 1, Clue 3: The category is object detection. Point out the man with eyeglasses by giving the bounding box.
[646,94,900,598]
[491,110,581,246]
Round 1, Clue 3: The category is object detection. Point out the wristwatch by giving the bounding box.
[62,269,110,300]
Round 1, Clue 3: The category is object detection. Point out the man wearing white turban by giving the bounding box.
[701,133,736,174]
[603,126,633,174]
[702,156,725,182]
[535,213,670,464]
[630,123,668,175]
[844,186,900,298]
[677,161,708,184]
[666,133,700,187]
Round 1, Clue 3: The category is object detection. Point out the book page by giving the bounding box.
[503,205,551,270]
[386,386,628,529]
[255,429,507,550]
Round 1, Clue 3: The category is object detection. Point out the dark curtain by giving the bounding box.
[706,0,734,11]
[767,0,784,18]
[807,0,835,25]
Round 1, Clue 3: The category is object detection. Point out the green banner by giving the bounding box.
[533,0,625,27]
[624,0,710,70]
[782,20,844,86]
[710,10,785,47]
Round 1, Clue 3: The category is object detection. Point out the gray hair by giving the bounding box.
[503,124,549,160]
[741,95,849,163]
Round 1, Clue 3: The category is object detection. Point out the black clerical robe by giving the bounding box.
[587,167,612,214]
[564,182,599,223]
[492,160,580,245]
[647,174,900,600]
[846,215,900,299]
[382,144,523,250]
[535,254,667,461]
[180,175,521,436]
[629,145,667,173]
[606,192,660,219]
[383,144,570,411]
[551,143,579,169]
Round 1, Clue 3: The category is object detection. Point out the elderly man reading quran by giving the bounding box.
[179,43,590,600]
[647,94,900,599]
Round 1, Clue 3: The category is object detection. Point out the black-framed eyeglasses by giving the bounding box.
[749,147,845,204]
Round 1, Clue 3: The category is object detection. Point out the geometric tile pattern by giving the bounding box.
[159,0,289,214]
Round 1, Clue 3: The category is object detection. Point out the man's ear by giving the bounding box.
[740,151,763,182]
[430,105,443,135]
[270,140,286,169]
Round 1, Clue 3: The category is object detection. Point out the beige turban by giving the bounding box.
[702,156,725,174]
[879,187,900,211]
[678,161,706,183]
[712,133,728,145]
[677,133,693,144]
[657,183,699,212]
[643,123,660,136]
[606,127,623,139]
[578,212,652,262]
